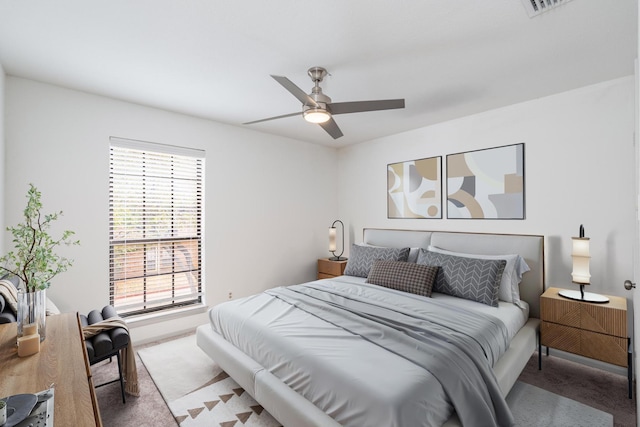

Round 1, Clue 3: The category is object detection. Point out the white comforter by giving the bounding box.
[209,276,527,426]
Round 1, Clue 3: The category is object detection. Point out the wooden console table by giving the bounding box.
[0,312,102,426]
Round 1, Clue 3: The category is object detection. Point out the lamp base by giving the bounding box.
[329,256,348,261]
[558,289,609,303]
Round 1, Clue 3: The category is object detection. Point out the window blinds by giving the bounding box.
[109,137,204,316]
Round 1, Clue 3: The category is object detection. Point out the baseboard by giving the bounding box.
[128,307,207,346]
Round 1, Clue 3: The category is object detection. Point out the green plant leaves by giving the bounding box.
[0,183,80,291]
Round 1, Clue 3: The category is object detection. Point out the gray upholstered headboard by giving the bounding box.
[362,228,545,318]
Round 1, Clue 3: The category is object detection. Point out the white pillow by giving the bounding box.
[408,247,420,263]
[46,297,61,316]
[427,245,530,307]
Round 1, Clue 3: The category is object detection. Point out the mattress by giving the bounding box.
[208,275,526,426]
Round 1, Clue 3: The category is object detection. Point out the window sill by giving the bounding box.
[124,304,209,328]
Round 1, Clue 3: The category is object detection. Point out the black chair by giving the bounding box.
[80,305,130,403]
[0,275,19,324]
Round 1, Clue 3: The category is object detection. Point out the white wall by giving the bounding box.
[338,76,635,299]
[5,74,635,343]
[5,77,338,342]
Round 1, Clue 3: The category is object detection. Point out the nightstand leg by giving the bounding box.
[628,338,633,399]
[538,330,542,370]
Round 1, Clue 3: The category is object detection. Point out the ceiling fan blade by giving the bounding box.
[319,117,344,139]
[271,75,318,107]
[243,112,301,125]
[328,99,405,115]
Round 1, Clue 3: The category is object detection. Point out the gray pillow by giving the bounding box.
[416,249,506,307]
[344,244,410,278]
[366,260,438,297]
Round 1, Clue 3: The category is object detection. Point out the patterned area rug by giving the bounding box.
[167,372,280,427]
[138,334,280,427]
[138,334,613,427]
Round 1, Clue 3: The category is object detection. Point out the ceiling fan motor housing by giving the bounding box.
[307,90,331,108]
[303,84,331,123]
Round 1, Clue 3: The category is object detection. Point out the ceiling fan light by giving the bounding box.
[304,108,331,124]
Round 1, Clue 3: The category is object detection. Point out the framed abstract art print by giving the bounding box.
[446,143,525,219]
[388,156,442,219]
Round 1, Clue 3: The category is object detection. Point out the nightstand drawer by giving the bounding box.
[317,258,347,278]
[541,321,580,354]
[541,296,580,328]
[541,288,627,338]
[580,329,628,367]
[581,303,626,338]
[542,321,628,367]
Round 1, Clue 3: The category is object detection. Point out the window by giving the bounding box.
[109,137,204,317]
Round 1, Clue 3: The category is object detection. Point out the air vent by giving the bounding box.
[521,0,574,18]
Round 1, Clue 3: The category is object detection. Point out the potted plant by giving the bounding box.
[0,184,79,341]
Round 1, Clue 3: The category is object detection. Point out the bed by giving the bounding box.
[196,229,544,427]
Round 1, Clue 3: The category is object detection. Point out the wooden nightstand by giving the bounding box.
[317,258,348,279]
[540,287,631,398]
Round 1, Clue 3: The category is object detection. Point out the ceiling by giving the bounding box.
[0,1,636,147]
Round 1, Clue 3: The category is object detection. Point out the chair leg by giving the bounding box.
[116,351,126,404]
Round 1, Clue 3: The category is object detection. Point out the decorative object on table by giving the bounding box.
[17,387,55,427]
[0,399,6,425]
[16,321,40,357]
[388,156,442,219]
[558,225,609,303]
[5,388,55,427]
[328,220,347,261]
[0,393,38,427]
[0,184,79,342]
[447,143,525,219]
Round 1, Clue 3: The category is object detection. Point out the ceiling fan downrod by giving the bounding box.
[307,67,331,106]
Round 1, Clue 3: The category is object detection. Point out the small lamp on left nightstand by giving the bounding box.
[558,224,609,303]
[329,220,347,261]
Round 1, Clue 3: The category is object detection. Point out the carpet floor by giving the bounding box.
[93,335,635,427]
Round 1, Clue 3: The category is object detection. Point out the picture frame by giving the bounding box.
[446,143,525,219]
[388,156,442,219]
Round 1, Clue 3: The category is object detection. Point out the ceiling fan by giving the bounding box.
[243,66,405,139]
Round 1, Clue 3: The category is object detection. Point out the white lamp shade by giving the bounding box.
[329,227,337,252]
[571,237,590,284]
[572,237,590,257]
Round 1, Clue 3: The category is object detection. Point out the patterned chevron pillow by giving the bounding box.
[343,244,410,278]
[416,249,506,307]
[366,260,438,297]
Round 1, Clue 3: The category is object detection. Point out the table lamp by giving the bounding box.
[558,225,609,303]
[329,220,347,261]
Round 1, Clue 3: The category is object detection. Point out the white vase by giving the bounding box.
[17,289,46,342]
